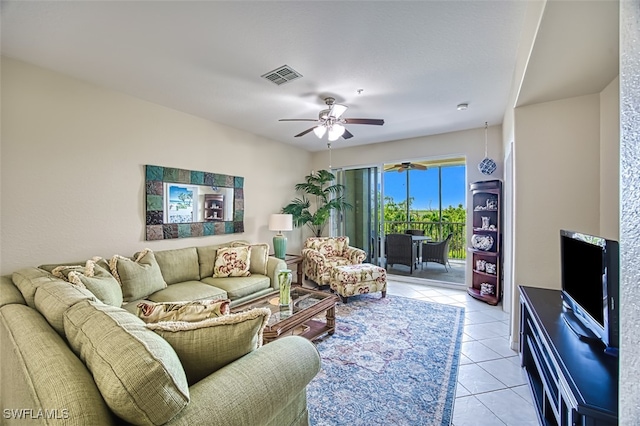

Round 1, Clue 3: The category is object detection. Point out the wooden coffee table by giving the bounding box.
[231,286,338,344]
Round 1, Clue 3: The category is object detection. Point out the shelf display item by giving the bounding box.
[480,283,495,296]
[471,234,494,251]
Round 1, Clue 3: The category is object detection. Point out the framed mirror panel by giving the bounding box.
[145,164,244,240]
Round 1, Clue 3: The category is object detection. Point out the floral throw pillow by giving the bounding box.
[137,299,231,323]
[230,242,269,275]
[213,246,251,277]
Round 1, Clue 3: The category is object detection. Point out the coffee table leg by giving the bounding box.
[326,305,336,335]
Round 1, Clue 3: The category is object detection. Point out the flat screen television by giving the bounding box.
[560,230,619,357]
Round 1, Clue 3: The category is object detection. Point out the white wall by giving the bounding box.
[0,58,311,273]
[310,124,504,287]
[599,76,620,240]
[513,93,601,293]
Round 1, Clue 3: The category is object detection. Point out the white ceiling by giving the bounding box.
[0,1,619,152]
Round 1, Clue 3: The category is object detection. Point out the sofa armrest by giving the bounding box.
[344,246,367,264]
[168,336,321,426]
[301,248,325,265]
[266,256,287,290]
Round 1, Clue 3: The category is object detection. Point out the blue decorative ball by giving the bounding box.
[478,157,497,175]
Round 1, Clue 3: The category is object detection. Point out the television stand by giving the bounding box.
[560,308,602,344]
[519,286,618,425]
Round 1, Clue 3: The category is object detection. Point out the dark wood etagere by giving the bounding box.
[468,179,502,305]
[204,194,224,221]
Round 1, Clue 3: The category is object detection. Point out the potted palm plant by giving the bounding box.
[281,170,351,237]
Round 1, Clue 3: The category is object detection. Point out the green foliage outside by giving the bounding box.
[383,196,467,259]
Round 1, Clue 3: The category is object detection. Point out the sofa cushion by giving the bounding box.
[147,281,227,303]
[1,275,26,307]
[196,245,219,279]
[231,242,270,276]
[63,300,189,425]
[213,246,251,277]
[146,307,270,385]
[51,258,123,307]
[201,275,271,300]
[109,249,167,302]
[136,299,230,323]
[0,304,114,425]
[153,247,200,285]
[12,267,59,308]
[34,280,97,335]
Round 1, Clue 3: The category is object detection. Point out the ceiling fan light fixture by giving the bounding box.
[331,104,348,118]
[457,103,469,111]
[328,124,345,141]
[313,126,327,138]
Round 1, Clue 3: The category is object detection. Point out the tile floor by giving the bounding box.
[386,277,540,426]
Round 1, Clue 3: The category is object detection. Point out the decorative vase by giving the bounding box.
[278,269,292,307]
[273,233,287,259]
[481,216,490,229]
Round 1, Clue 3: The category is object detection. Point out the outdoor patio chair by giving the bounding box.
[422,233,453,271]
[386,233,418,273]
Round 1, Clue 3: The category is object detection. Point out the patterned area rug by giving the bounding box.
[307,294,464,426]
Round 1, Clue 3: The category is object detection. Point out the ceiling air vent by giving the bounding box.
[261,65,303,86]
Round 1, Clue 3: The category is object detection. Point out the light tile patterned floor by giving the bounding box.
[386,278,539,426]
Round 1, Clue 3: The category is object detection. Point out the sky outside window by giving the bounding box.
[384,165,466,211]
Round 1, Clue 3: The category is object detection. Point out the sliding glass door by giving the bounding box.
[333,167,381,265]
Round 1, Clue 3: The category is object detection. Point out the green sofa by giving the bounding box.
[0,242,321,425]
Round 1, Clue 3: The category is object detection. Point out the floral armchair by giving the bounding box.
[302,237,367,286]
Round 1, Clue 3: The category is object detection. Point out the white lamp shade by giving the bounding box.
[313,126,327,138]
[269,214,293,232]
[328,124,345,141]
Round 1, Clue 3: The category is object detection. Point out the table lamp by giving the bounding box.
[268,214,293,259]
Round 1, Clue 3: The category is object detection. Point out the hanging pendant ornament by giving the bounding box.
[478,121,497,175]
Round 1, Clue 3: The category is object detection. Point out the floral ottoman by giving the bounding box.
[329,263,387,303]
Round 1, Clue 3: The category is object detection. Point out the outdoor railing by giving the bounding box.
[383,221,467,259]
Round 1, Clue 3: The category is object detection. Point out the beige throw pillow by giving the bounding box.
[213,246,251,277]
[109,249,167,302]
[137,299,230,323]
[52,258,123,307]
[147,307,271,385]
[231,242,270,275]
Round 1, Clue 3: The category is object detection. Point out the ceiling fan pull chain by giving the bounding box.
[327,142,332,168]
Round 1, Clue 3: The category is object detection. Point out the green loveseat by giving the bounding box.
[0,241,321,425]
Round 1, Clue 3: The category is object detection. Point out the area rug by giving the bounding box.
[307,294,464,426]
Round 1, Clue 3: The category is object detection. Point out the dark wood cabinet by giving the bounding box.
[468,179,502,305]
[204,194,224,221]
[519,286,618,426]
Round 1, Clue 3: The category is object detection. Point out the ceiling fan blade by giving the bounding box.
[343,118,384,126]
[330,103,348,118]
[294,127,317,137]
[342,129,354,139]
[413,164,427,170]
[279,118,318,122]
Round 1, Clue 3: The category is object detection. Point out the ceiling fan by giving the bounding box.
[384,162,428,172]
[279,97,384,141]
